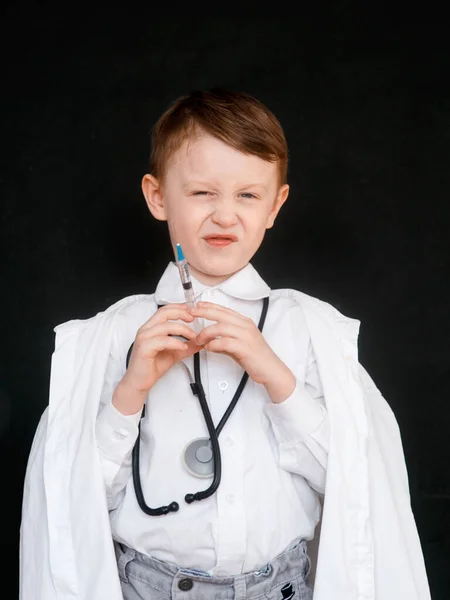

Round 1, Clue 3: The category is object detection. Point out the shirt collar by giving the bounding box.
[154,261,271,305]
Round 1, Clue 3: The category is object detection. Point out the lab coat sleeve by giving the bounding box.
[94,329,143,510]
[265,341,329,493]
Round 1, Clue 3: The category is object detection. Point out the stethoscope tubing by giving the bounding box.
[130,296,269,516]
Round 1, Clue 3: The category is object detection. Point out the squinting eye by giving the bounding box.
[240,193,257,199]
[192,191,210,196]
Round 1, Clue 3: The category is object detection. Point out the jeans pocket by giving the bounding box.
[302,553,312,580]
[114,541,134,584]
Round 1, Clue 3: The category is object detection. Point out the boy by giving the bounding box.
[20,89,431,599]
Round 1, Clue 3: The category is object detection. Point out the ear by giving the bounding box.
[142,174,167,221]
[266,184,289,229]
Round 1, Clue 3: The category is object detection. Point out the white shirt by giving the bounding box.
[20,277,431,599]
[95,261,329,575]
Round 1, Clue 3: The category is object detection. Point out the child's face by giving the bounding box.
[143,132,289,286]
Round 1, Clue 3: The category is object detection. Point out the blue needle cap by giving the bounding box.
[176,243,185,262]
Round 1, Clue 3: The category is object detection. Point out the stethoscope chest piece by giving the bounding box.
[183,437,214,478]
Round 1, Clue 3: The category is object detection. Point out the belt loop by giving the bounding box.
[234,575,246,600]
[116,543,136,583]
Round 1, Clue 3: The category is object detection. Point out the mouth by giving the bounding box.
[203,234,238,247]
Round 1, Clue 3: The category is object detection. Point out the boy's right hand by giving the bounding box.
[112,304,203,415]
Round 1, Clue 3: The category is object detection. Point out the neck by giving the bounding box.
[187,263,244,287]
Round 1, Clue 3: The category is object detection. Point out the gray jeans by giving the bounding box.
[114,538,313,600]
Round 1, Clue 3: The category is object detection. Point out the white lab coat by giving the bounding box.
[20,290,431,599]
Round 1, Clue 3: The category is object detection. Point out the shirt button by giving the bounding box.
[226,494,235,504]
[112,428,129,440]
[225,437,234,447]
[210,289,218,297]
[218,380,228,391]
[178,578,194,591]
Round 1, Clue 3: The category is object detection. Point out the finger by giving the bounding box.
[191,301,234,315]
[182,338,206,354]
[195,323,244,346]
[137,321,198,341]
[140,306,194,331]
[156,302,190,313]
[204,336,238,356]
[132,336,189,358]
[190,303,251,326]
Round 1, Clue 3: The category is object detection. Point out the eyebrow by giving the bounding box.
[182,181,216,191]
[183,181,268,191]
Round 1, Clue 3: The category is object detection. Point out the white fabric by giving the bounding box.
[20,262,431,599]
[94,261,328,575]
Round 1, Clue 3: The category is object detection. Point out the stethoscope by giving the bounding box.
[127,296,269,516]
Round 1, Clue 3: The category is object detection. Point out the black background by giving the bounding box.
[1,6,449,599]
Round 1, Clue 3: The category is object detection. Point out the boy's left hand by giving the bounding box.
[189,301,286,386]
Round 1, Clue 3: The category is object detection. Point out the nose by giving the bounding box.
[210,198,239,228]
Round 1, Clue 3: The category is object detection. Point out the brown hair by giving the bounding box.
[150,89,288,184]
